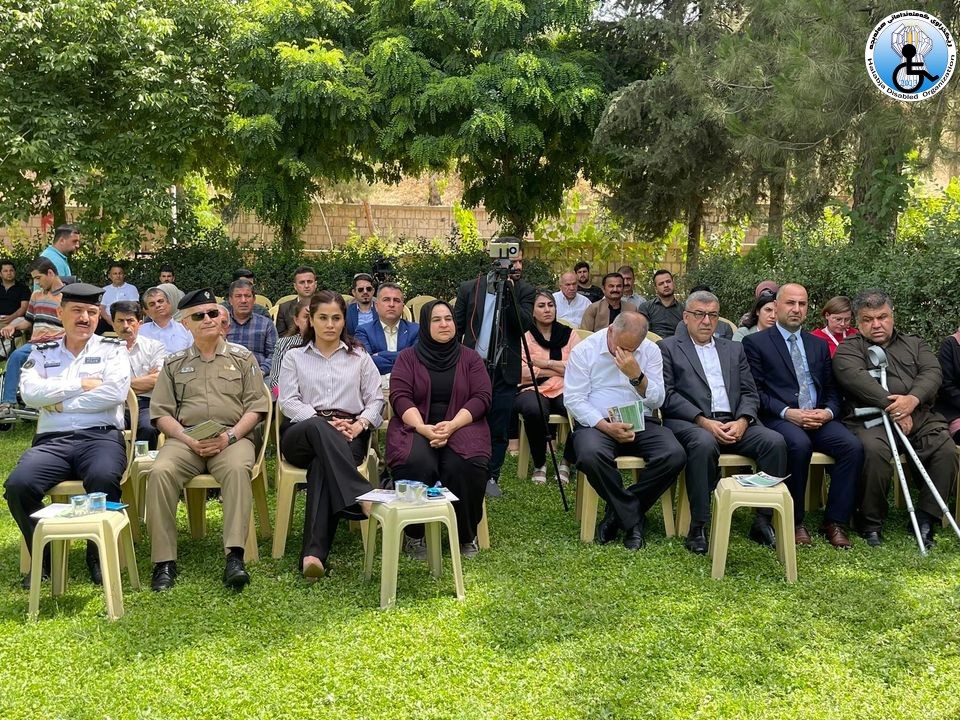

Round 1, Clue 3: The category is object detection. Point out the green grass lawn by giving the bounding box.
[0,420,959,719]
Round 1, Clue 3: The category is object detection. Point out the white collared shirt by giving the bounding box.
[139,317,193,354]
[691,338,731,413]
[127,334,168,398]
[382,321,399,352]
[20,334,131,433]
[565,328,665,428]
[553,291,591,327]
[101,282,140,312]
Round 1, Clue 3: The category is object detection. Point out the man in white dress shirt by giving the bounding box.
[112,300,167,449]
[99,262,140,330]
[4,283,131,588]
[659,290,787,554]
[139,286,193,354]
[553,271,591,327]
[565,312,685,549]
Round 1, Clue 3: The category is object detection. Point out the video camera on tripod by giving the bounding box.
[489,240,521,277]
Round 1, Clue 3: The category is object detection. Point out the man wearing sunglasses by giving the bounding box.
[346,273,378,335]
[147,288,270,592]
[659,290,787,555]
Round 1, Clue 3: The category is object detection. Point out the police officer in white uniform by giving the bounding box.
[4,283,131,588]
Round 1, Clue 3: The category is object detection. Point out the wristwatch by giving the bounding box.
[226,430,238,445]
[629,372,645,387]
[358,418,371,431]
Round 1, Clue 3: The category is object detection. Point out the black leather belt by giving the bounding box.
[708,412,735,421]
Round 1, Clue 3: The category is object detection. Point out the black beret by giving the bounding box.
[60,282,104,305]
[178,288,217,311]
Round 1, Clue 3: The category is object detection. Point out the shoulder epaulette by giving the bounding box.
[34,340,60,351]
[100,336,123,344]
[227,342,252,358]
[166,349,188,363]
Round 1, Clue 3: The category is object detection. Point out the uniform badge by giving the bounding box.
[180,367,195,373]
[227,365,236,371]
[23,359,35,369]
[44,361,61,368]
[84,357,102,364]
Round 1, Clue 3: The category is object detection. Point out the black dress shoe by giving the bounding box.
[223,555,250,591]
[151,561,178,592]
[595,507,621,545]
[917,521,936,550]
[21,567,50,591]
[861,530,882,547]
[748,518,777,549]
[623,521,646,551]
[86,555,103,586]
[685,525,708,555]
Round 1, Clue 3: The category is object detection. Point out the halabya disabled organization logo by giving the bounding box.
[865,10,955,102]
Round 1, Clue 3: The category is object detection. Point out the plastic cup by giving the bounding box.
[87,492,107,513]
[70,494,89,517]
[134,441,150,458]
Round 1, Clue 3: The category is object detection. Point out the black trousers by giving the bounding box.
[125,396,159,450]
[391,433,488,544]
[4,427,126,554]
[664,418,788,525]
[514,391,573,469]
[486,368,517,480]
[280,418,371,562]
[572,422,686,532]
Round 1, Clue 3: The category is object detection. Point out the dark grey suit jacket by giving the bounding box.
[658,325,760,423]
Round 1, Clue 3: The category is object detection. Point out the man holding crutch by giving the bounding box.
[833,289,957,549]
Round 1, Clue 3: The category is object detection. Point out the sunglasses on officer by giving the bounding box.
[189,309,221,321]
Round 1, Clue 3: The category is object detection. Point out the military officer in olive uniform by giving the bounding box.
[147,288,269,592]
[4,283,131,589]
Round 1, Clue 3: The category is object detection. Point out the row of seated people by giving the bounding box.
[4,272,960,593]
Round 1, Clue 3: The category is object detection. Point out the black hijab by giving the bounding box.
[415,300,461,372]
[529,293,572,360]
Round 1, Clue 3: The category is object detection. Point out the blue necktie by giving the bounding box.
[788,334,813,409]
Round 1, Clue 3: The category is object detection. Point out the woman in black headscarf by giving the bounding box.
[514,290,581,484]
[386,300,492,558]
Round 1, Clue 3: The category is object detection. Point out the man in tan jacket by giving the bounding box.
[580,272,638,332]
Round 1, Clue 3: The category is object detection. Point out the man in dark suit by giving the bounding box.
[275,265,316,336]
[743,283,862,549]
[355,282,419,375]
[345,272,379,335]
[660,290,788,554]
[454,244,535,495]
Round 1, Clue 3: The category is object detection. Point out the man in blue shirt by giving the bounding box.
[39,225,80,279]
[226,279,276,375]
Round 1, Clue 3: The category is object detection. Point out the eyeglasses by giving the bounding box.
[685,310,720,321]
[356,286,374,293]
[189,309,220,321]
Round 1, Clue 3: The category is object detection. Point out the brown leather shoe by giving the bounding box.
[794,524,813,546]
[820,522,852,549]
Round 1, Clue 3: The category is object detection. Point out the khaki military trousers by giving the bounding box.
[147,438,255,562]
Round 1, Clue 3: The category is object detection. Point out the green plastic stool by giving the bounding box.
[363,500,466,609]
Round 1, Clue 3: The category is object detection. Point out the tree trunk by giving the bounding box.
[427,174,442,206]
[280,219,296,252]
[851,132,907,246]
[767,169,786,241]
[685,197,704,275]
[50,185,67,227]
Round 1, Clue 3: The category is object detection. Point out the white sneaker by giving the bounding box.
[558,462,571,485]
[531,466,547,484]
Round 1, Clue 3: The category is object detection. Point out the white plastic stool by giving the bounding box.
[709,477,797,582]
[28,511,140,620]
[363,500,466,609]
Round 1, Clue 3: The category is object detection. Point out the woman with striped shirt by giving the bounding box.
[277,291,384,579]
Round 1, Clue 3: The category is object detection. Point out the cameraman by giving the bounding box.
[454,241,535,496]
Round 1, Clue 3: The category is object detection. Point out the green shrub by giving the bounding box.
[689,190,960,346]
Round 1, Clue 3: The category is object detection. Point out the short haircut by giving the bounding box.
[233,268,254,280]
[293,265,316,278]
[0,258,14,271]
[144,287,167,302]
[159,264,174,274]
[574,261,590,272]
[617,265,635,275]
[352,273,374,289]
[685,290,719,309]
[653,268,673,282]
[601,272,624,286]
[111,300,142,321]
[229,278,254,296]
[54,225,78,242]
[852,289,893,318]
[821,295,852,318]
[376,282,404,299]
[109,261,125,272]
[689,284,712,294]
[611,311,647,334]
[29,257,57,275]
